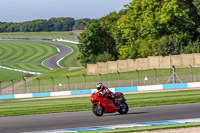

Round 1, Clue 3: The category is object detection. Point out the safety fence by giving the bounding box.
[1,67,200,95]
[1,82,200,99]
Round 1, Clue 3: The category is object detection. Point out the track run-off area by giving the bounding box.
[0,102,200,133]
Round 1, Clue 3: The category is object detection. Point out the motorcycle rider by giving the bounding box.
[96,82,115,99]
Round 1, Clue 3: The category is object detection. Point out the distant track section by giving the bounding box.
[32,41,73,69]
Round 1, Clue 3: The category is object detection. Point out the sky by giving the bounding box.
[0,0,132,22]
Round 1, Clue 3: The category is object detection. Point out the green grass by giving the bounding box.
[0,68,26,82]
[0,40,57,63]
[0,68,35,90]
[81,122,200,133]
[0,89,200,117]
[0,40,57,73]
[0,32,79,40]
[40,67,86,79]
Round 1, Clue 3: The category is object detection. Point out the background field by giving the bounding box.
[0,31,80,40]
[0,40,57,72]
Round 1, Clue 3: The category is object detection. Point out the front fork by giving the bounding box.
[93,102,101,108]
[98,101,101,108]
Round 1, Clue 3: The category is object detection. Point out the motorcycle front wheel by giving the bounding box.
[92,103,104,116]
[118,102,129,114]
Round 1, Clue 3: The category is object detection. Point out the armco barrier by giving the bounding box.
[0,95,15,99]
[138,85,163,91]
[187,82,200,88]
[32,92,51,98]
[0,82,200,99]
[163,83,188,89]
[71,90,91,95]
[50,91,71,97]
[115,86,138,92]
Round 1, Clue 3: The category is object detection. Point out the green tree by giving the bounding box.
[193,0,200,15]
[73,18,91,30]
[0,17,79,32]
[78,19,116,66]
[78,12,123,66]
[116,0,200,59]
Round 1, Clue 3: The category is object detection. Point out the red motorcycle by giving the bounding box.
[90,90,129,116]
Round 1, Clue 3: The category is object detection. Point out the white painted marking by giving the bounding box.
[107,123,149,129]
[21,118,200,133]
[57,47,60,52]
[173,118,200,123]
[57,39,80,44]
[56,57,64,68]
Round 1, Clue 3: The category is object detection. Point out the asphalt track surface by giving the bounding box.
[32,41,73,69]
[0,103,200,133]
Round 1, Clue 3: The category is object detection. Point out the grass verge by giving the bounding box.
[0,68,26,82]
[0,89,200,117]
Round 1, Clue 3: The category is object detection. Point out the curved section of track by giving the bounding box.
[32,41,73,69]
[0,103,200,133]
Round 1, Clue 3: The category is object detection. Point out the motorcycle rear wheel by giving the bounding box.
[118,102,129,114]
[92,104,104,116]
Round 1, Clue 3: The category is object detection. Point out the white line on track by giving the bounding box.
[21,118,200,133]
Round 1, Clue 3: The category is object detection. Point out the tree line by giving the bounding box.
[78,0,200,67]
[0,17,91,32]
